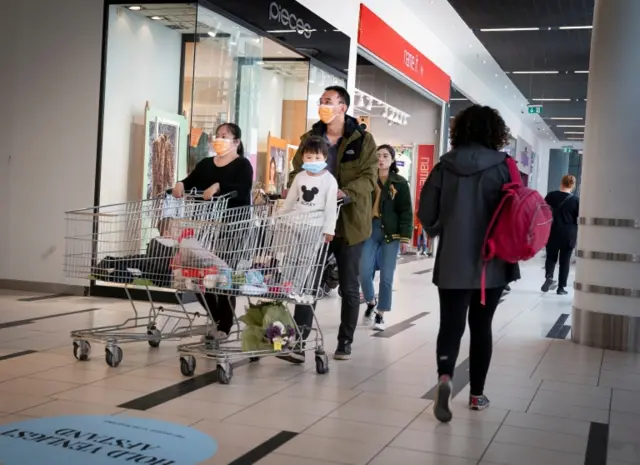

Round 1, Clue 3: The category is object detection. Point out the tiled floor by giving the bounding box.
[0,257,635,464]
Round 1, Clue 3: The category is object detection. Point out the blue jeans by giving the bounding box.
[359,219,400,311]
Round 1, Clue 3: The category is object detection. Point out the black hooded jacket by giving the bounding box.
[418,144,521,289]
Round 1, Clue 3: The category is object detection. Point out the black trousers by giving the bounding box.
[293,237,364,345]
[436,287,504,396]
[195,293,235,335]
[545,243,573,288]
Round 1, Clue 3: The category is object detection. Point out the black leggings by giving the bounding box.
[545,244,573,288]
[195,293,235,335]
[436,287,504,396]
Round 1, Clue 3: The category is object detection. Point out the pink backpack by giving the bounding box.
[480,156,552,304]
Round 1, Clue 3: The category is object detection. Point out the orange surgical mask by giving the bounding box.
[213,138,233,156]
[318,104,337,124]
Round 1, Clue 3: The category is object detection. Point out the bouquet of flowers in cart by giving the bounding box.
[239,301,296,352]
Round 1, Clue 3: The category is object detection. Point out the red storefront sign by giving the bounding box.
[414,145,436,246]
[358,5,451,102]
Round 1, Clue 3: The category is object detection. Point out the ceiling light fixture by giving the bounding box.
[556,125,585,128]
[207,31,217,37]
[450,98,468,101]
[479,27,540,32]
[565,131,585,134]
[150,16,163,20]
[511,70,559,74]
[255,60,264,65]
[532,98,572,102]
[559,25,593,30]
[128,5,143,10]
[548,117,584,120]
[366,97,373,111]
[574,70,589,74]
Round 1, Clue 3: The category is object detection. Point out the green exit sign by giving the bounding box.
[527,105,542,114]
[563,146,573,153]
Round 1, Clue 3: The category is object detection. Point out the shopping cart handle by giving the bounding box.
[165,189,237,201]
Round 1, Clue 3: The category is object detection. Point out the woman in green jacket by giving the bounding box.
[361,145,413,330]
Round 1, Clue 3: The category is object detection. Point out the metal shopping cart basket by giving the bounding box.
[176,204,339,384]
[63,190,235,367]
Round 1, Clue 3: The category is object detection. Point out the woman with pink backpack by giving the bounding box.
[419,105,549,423]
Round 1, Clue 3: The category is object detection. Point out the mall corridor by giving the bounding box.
[0,256,637,465]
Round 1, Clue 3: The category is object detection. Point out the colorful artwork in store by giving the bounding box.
[266,133,288,195]
[515,136,533,176]
[143,103,188,200]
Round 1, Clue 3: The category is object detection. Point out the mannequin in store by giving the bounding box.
[360,145,413,331]
[279,85,377,363]
[172,123,253,338]
[419,105,520,422]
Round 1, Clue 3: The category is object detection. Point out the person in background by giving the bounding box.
[172,123,253,338]
[281,85,377,362]
[542,174,579,295]
[361,145,413,331]
[416,225,428,256]
[419,105,520,423]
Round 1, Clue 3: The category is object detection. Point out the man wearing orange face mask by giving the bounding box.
[281,86,378,362]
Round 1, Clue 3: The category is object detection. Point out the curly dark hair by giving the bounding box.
[450,104,511,151]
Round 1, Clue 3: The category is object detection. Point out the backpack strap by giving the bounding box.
[505,156,523,186]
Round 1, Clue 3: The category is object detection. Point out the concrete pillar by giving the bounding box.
[572,0,640,351]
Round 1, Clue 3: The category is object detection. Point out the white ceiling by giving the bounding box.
[402,0,557,144]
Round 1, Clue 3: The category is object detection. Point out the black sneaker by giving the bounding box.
[433,375,453,423]
[277,342,305,364]
[557,287,568,295]
[362,300,376,325]
[541,278,554,293]
[334,342,352,360]
[373,313,386,331]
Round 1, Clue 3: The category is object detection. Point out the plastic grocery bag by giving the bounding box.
[177,238,229,270]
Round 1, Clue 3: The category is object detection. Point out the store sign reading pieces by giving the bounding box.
[0,415,218,465]
[269,1,312,39]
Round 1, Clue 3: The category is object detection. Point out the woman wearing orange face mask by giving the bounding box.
[172,123,253,337]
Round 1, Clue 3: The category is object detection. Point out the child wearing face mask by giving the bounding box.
[275,135,338,296]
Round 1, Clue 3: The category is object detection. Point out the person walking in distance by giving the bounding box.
[541,175,579,295]
[281,86,377,362]
[419,105,520,422]
[361,145,413,331]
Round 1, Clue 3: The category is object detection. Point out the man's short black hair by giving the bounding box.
[300,135,329,159]
[324,85,350,109]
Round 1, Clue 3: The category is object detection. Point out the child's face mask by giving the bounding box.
[302,161,327,174]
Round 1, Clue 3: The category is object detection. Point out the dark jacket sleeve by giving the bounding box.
[287,132,309,188]
[181,158,206,191]
[418,162,443,237]
[218,158,253,198]
[340,132,378,199]
[394,180,414,243]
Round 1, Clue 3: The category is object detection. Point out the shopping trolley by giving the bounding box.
[63,189,235,367]
[175,203,341,384]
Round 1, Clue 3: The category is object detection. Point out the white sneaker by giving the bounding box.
[373,313,386,331]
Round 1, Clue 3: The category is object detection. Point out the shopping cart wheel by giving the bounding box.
[73,340,91,361]
[147,327,162,348]
[217,364,233,385]
[180,356,196,377]
[315,352,329,375]
[105,346,123,368]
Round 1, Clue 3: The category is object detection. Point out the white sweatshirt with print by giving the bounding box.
[280,171,338,235]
